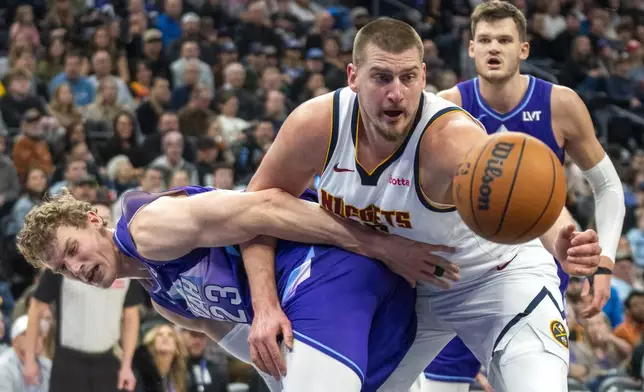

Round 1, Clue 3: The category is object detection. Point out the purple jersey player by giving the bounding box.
[421,75,570,392]
[16,186,450,392]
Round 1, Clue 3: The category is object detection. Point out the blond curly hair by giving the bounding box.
[17,188,102,268]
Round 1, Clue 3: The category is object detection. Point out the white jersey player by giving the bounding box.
[241,14,601,392]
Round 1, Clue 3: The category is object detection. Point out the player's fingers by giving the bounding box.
[570,229,598,246]
[258,343,281,380]
[559,224,576,240]
[269,338,288,377]
[281,321,294,351]
[426,256,460,274]
[567,243,601,258]
[441,270,460,282]
[250,344,270,375]
[565,252,601,266]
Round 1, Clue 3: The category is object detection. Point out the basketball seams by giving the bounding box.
[510,148,558,243]
[492,137,527,238]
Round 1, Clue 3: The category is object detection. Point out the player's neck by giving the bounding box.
[359,120,409,162]
[478,74,528,114]
[107,229,151,280]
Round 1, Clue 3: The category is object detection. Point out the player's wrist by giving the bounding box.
[598,255,614,272]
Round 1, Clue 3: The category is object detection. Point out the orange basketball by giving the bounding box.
[452,132,566,245]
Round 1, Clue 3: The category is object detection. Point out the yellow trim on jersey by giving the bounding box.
[322,93,335,171]
[416,109,479,210]
[354,110,409,176]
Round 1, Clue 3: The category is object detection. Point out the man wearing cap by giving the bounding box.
[11,109,54,182]
[289,48,343,103]
[69,174,100,204]
[0,315,52,392]
[140,29,172,81]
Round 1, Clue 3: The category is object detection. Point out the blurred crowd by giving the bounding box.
[1,0,644,391]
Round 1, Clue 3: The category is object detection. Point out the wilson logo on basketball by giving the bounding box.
[478,142,515,211]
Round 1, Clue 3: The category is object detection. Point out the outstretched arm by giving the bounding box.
[129,188,390,262]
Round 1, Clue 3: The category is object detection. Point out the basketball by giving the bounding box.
[452,132,566,245]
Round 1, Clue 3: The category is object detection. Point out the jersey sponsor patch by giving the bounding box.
[549,320,568,349]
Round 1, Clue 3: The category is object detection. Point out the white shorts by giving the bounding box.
[379,244,570,391]
[410,375,471,392]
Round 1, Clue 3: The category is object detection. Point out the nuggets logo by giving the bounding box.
[550,320,568,349]
[320,189,412,233]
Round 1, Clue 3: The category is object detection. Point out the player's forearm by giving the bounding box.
[23,299,46,362]
[258,189,381,257]
[240,236,281,309]
[120,307,140,369]
[540,207,576,259]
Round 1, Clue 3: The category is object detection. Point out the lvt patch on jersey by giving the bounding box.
[550,320,568,349]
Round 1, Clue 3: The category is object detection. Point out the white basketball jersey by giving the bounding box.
[317,88,540,285]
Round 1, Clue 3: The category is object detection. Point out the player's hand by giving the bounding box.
[476,372,495,392]
[370,235,459,288]
[22,357,40,385]
[580,256,613,319]
[555,224,601,277]
[117,366,136,391]
[248,304,294,381]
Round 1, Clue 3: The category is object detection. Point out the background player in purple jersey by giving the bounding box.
[14,186,454,392]
[420,2,626,391]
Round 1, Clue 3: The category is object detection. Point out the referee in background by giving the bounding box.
[22,269,143,392]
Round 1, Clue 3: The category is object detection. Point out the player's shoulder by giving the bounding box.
[287,90,335,126]
[549,84,583,110]
[436,86,463,106]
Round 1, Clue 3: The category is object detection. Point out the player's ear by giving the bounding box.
[347,63,358,93]
[87,210,103,228]
[421,63,427,85]
[519,41,530,61]
[468,40,475,59]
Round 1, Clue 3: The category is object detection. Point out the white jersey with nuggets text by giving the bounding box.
[317,87,551,290]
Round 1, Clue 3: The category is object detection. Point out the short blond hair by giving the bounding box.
[17,188,98,268]
[352,17,423,66]
[471,1,527,41]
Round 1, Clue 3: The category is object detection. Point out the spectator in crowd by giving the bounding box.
[170,59,200,110]
[0,68,47,130]
[211,162,236,190]
[179,327,228,392]
[136,76,171,136]
[0,315,51,392]
[234,119,275,184]
[83,24,130,83]
[67,174,99,204]
[49,51,96,107]
[133,323,187,392]
[178,84,215,138]
[11,108,54,182]
[47,84,83,130]
[48,157,87,196]
[615,290,644,346]
[150,130,199,185]
[136,29,172,81]
[35,36,67,85]
[612,251,636,302]
[155,0,184,48]
[105,155,140,197]
[0,128,20,216]
[7,167,48,236]
[83,76,128,130]
[88,50,135,110]
[98,111,144,167]
[168,168,191,188]
[112,165,165,225]
[220,62,261,121]
[215,92,250,147]
[171,40,214,92]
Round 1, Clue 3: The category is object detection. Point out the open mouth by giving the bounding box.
[88,265,98,284]
[487,58,501,67]
[384,110,403,118]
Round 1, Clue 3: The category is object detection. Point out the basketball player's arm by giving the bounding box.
[436,86,463,107]
[554,86,624,267]
[555,85,624,317]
